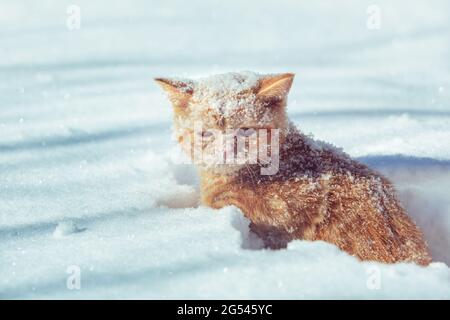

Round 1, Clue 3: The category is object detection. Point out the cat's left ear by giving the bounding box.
[256,73,295,102]
[154,77,194,109]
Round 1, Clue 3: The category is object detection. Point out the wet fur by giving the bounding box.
[156,72,432,265]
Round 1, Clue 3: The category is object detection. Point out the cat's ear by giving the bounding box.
[154,77,194,109]
[256,73,294,102]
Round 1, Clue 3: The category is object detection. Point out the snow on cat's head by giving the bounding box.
[155,72,294,174]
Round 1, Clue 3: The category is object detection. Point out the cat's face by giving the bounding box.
[156,72,294,174]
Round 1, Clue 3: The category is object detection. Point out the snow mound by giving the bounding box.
[53,221,84,238]
[194,71,261,95]
[154,184,199,209]
[192,71,262,115]
[2,206,449,299]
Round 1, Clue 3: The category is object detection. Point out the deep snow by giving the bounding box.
[0,0,449,299]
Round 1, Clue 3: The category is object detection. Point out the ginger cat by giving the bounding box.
[155,72,432,265]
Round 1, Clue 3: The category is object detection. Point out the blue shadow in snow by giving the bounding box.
[357,154,450,169]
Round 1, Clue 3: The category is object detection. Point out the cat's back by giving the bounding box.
[247,128,432,264]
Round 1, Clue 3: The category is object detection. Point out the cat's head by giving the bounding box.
[155,72,294,175]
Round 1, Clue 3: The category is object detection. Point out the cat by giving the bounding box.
[155,71,432,265]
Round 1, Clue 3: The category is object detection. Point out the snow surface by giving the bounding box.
[1,0,449,299]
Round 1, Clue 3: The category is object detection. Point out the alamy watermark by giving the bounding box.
[366,265,381,290]
[172,122,280,175]
[66,5,81,30]
[66,265,81,290]
[366,5,382,30]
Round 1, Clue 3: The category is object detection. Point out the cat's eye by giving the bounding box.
[237,128,256,137]
[199,131,214,138]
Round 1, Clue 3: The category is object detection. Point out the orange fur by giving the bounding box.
[156,72,432,265]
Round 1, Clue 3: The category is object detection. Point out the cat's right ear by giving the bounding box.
[256,73,295,103]
[154,77,194,109]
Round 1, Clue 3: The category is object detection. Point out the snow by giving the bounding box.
[194,72,261,96]
[53,221,84,238]
[1,0,449,299]
[190,72,261,117]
